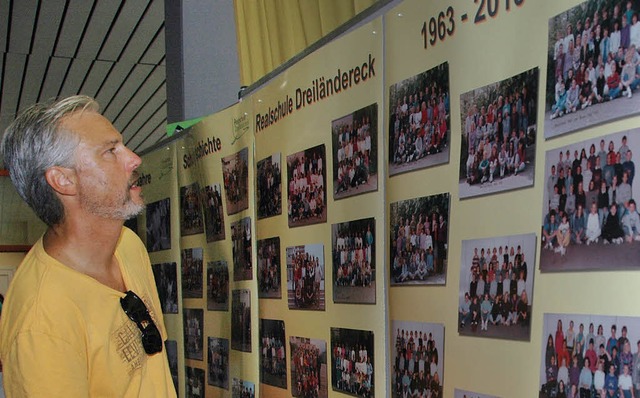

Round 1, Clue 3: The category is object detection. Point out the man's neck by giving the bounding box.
[43,218,125,289]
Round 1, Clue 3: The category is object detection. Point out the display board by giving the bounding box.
[135,0,640,397]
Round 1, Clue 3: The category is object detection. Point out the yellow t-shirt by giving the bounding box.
[0,228,176,397]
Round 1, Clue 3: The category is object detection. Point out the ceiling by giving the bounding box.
[0,0,168,157]
[0,0,168,245]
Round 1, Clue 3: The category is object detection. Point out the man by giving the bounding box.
[0,96,175,396]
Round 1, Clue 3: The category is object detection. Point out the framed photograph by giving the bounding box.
[257,237,282,299]
[207,260,229,311]
[152,262,178,314]
[259,319,287,389]
[388,62,450,176]
[390,193,450,286]
[459,67,539,199]
[208,337,229,389]
[454,389,500,398]
[331,103,378,199]
[231,217,252,281]
[331,217,376,304]
[458,233,536,341]
[180,182,204,236]
[256,153,282,219]
[290,336,328,398]
[181,248,203,299]
[202,183,225,242]
[330,327,374,397]
[185,366,205,398]
[539,313,640,398]
[146,197,171,252]
[286,243,325,311]
[391,320,444,398]
[232,378,255,398]
[287,144,327,227]
[183,308,204,361]
[545,1,640,139]
[540,128,640,272]
[222,147,250,215]
[166,340,179,392]
[231,289,251,352]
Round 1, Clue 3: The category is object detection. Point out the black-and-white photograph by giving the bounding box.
[257,153,282,219]
[331,327,374,398]
[390,193,450,286]
[152,262,178,314]
[180,182,204,236]
[459,68,539,199]
[287,144,327,227]
[222,147,250,215]
[545,0,640,139]
[257,237,282,299]
[183,308,204,361]
[146,197,171,252]
[290,336,328,398]
[540,129,640,271]
[181,247,203,299]
[539,313,640,398]
[232,289,251,352]
[391,320,444,398]
[331,103,378,199]
[259,319,287,389]
[202,183,225,242]
[232,378,255,398]
[332,217,376,304]
[208,337,229,389]
[286,244,325,311]
[207,260,229,311]
[231,217,252,281]
[458,233,536,341]
[166,340,179,392]
[388,62,450,176]
[185,366,205,398]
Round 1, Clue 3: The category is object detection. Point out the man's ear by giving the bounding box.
[44,166,77,196]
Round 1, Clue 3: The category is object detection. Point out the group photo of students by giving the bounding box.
[290,337,328,398]
[390,193,450,286]
[388,62,451,176]
[391,320,444,398]
[330,327,374,398]
[206,260,229,311]
[287,144,327,227]
[181,247,204,299]
[180,182,204,236]
[540,129,640,271]
[232,379,255,398]
[231,217,252,281]
[256,153,282,219]
[146,197,171,251]
[185,367,205,398]
[331,103,378,199]
[546,0,640,138]
[231,289,252,352]
[459,68,539,199]
[331,217,376,304]
[458,234,536,341]
[207,337,229,389]
[257,237,282,299]
[286,244,325,310]
[260,319,287,389]
[222,147,250,215]
[203,183,225,243]
[540,313,640,398]
[184,308,204,361]
[152,261,178,314]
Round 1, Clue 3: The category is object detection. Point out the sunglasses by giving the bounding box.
[120,290,163,355]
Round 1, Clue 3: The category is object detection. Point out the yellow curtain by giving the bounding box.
[234,0,376,86]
